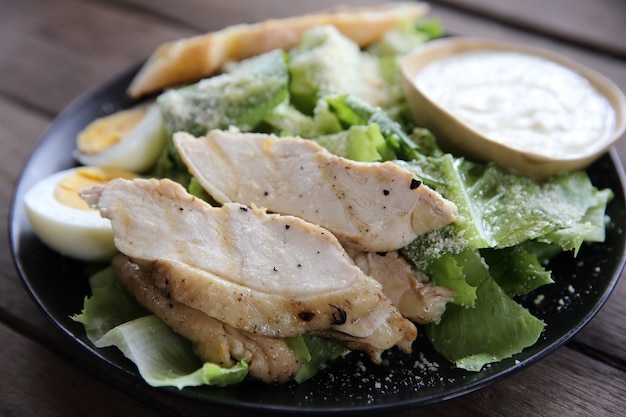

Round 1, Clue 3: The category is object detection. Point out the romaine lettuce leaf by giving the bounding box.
[426,253,477,307]
[324,94,424,160]
[316,124,392,162]
[264,94,430,162]
[400,156,611,269]
[425,250,545,371]
[96,315,248,389]
[287,335,348,383]
[158,49,289,136]
[481,244,554,298]
[367,18,444,57]
[262,99,343,139]
[73,267,148,341]
[73,267,248,388]
[289,26,364,114]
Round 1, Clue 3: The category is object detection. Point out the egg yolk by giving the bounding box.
[53,167,138,210]
[77,107,147,155]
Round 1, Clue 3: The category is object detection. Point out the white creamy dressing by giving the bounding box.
[415,50,615,158]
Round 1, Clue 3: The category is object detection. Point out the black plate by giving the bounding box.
[9,65,626,415]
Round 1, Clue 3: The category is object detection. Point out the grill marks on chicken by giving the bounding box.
[174,130,458,252]
[113,255,303,383]
[82,178,417,367]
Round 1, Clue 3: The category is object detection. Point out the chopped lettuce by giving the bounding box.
[367,18,444,57]
[73,267,248,388]
[263,93,433,162]
[426,253,477,307]
[262,98,343,139]
[425,250,545,371]
[73,267,149,341]
[158,49,289,136]
[482,243,554,298]
[289,25,364,114]
[399,155,612,269]
[316,124,392,162]
[96,315,248,389]
[324,94,424,160]
[287,335,348,383]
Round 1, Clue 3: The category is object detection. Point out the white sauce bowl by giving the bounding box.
[401,37,626,179]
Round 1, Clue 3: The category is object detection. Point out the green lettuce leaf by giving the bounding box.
[287,335,348,383]
[73,267,148,341]
[262,99,343,139]
[289,26,364,114]
[158,49,289,136]
[400,156,611,269]
[325,94,424,160]
[367,18,444,57]
[426,253,477,307]
[481,244,554,298]
[264,94,424,162]
[96,315,248,389]
[426,250,545,371]
[316,124,393,162]
[73,267,248,388]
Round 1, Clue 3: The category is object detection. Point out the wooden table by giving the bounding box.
[2,1,625,415]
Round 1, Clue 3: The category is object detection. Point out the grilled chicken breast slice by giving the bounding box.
[82,178,417,363]
[113,255,303,383]
[174,130,458,252]
[347,249,455,324]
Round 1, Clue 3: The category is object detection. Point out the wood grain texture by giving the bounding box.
[432,0,626,57]
[0,0,195,114]
[1,1,625,416]
[0,323,160,417]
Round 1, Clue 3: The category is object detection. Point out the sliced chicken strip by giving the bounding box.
[127,2,429,98]
[113,255,303,383]
[347,249,455,324]
[174,130,458,252]
[82,178,417,363]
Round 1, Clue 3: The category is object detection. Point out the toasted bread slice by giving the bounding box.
[127,2,429,98]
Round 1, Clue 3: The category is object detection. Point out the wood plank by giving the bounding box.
[0,322,163,417]
[573,273,626,365]
[0,0,196,115]
[432,0,626,58]
[425,3,626,95]
[119,0,384,31]
[0,96,53,324]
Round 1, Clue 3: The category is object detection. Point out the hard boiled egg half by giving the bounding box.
[24,166,138,261]
[73,103,166,173]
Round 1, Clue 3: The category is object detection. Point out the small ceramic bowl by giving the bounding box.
[400,37,626,179]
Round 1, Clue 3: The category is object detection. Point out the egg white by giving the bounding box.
[73,104,166,173]
[23,168,119,261]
